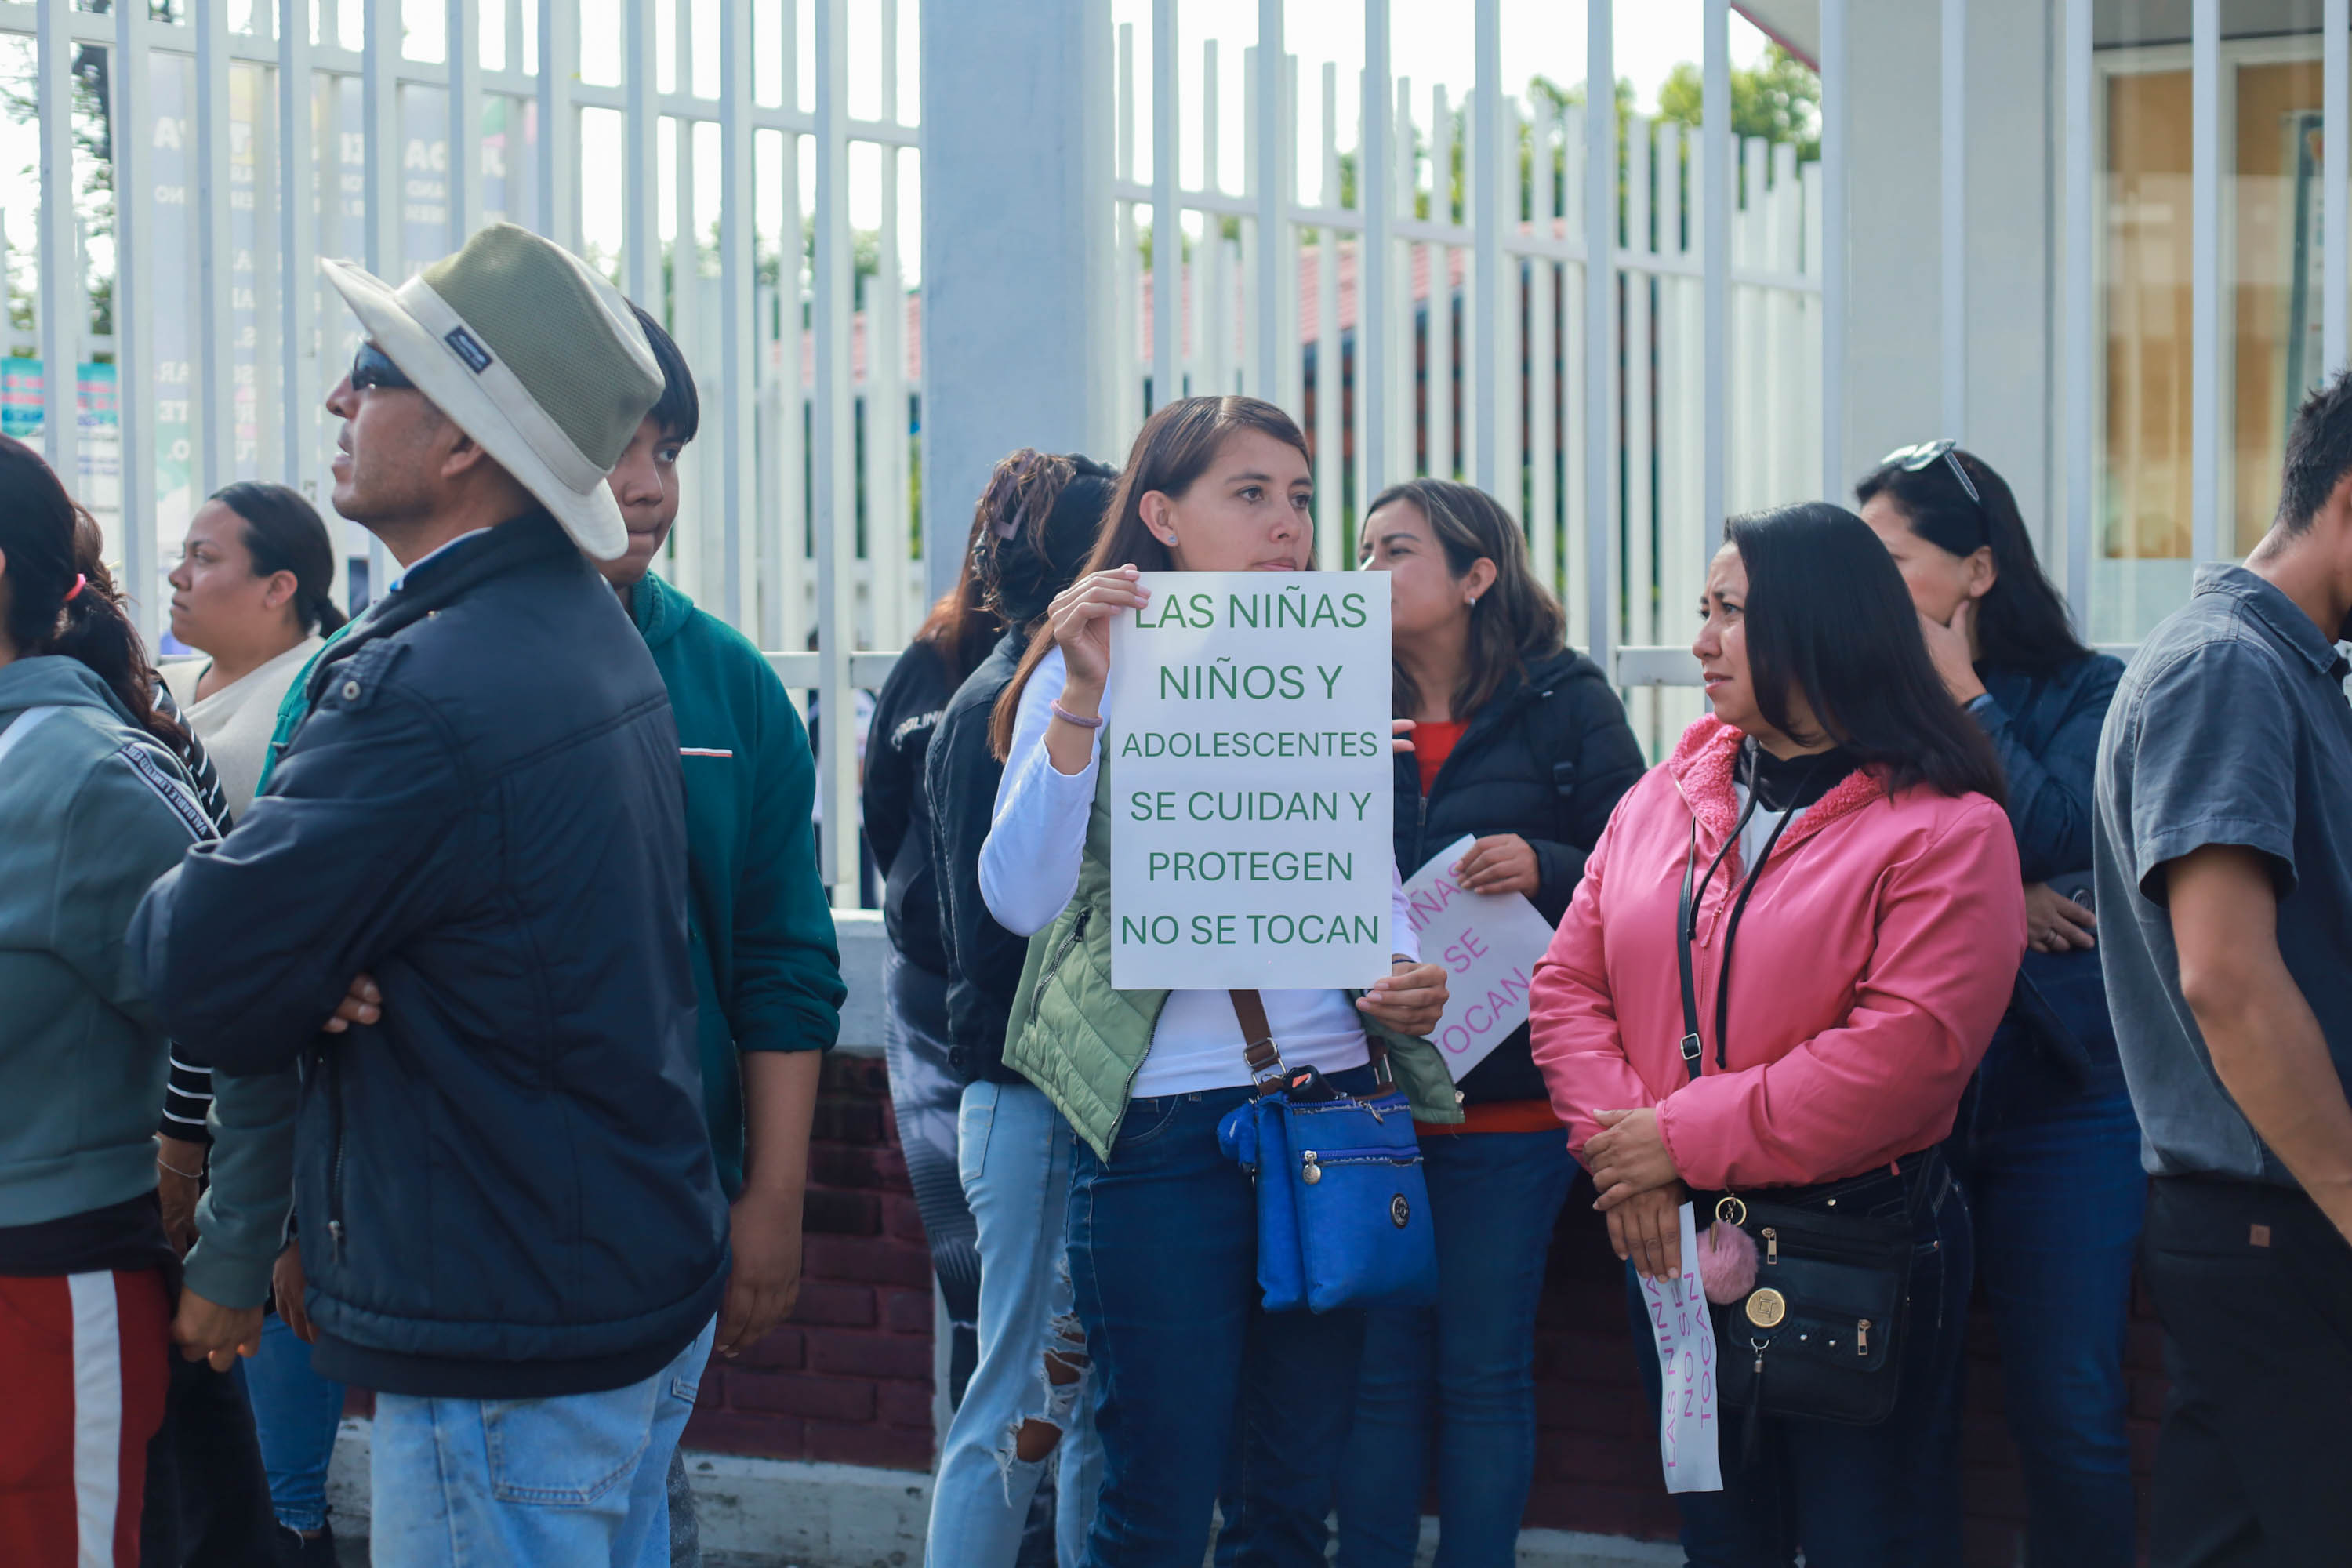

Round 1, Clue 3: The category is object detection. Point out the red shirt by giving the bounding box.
[1414,719,1465,797]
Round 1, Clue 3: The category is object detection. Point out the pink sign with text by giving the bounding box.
[1400,834,1559,1082]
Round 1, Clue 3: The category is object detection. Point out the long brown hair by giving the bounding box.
[913,448,1115,685]
[989,395,1312,759]
[911,516,1004,688]
[1369,478,1566,720]
[0,435,187,751]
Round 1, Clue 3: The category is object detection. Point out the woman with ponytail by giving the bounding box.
[162,481,347,812]
[917,448,1117,1567]
[0,434,219,1562]
[154,483,352,1559]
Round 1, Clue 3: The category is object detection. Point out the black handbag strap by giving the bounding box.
[1675,755,1822,1078]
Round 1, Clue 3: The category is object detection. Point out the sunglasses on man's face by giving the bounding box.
[1879,438,1981,505]
[350,342,415,394]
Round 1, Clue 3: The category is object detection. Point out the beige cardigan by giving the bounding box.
[161,637,324,817]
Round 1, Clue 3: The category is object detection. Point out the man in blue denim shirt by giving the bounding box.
[2095,373,2352,1563]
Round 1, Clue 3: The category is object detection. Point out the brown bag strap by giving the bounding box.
[1232,989,1285,1096]
[1232,986,1396,1098]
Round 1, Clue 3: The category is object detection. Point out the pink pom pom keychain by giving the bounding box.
[1696,1218,1759,1305]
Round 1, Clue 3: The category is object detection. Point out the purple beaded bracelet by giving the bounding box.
[1051,698,1105,730]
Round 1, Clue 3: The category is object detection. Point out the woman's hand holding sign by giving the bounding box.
[1587,1107,1689,1282]
[1357,956,1448,1036]
[1050,566,1149,699]
[1047,566,1148,776]
[1586,1107,1681,1207]
[1454,834,1540,897]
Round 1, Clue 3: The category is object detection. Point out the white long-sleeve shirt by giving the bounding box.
[980,646,1416,1098]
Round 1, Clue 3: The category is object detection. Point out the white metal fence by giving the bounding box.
[13,0,1858,898]
[1106,0,1825,754]
[6,0,922,898]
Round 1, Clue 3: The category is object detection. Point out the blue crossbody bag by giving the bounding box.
[1215,989,1439,1314]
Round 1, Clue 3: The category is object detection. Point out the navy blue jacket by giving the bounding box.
[132,514,728,1398]
[1971,653,2127,1108]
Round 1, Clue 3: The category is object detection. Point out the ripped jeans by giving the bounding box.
[925,1080,1101,1568]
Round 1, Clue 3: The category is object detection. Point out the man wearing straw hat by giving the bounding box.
[132,223,727,1567]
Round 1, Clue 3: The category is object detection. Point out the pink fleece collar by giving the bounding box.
[1667,715,1885,852]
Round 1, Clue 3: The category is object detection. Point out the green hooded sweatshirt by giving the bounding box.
[251,574,843,1197]
[627,571,843,1194]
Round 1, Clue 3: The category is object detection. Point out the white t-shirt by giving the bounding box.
[980,645,1417,1098]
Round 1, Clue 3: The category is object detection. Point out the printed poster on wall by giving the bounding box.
[1106,572,1392,991]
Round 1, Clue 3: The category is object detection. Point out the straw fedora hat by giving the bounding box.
[321,223,662,561]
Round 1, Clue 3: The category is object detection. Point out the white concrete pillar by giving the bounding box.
[918,0,1116,599]
[1838,0,2053,561]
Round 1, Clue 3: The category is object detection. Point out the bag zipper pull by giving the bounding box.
[329,1218,346,1261]
[1762,1225,1777,1264]
[1301,1150,1321,1185]
[1857,1318,1870,1357]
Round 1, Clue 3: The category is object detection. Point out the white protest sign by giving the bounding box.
[1106,571,1392,990]
[1639,1203,1723,1493]
[1401,834,1560,1082]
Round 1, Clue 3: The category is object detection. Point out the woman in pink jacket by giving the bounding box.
[1530,501,2024,1566]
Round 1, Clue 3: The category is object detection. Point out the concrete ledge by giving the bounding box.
[328,1417,1675,1566]
[328,1421,928,1563]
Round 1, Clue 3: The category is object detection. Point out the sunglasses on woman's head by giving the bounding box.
[1879,438,1981,506]
[350,342,415,394]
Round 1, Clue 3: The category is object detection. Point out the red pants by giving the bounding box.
[0,1269,170,1567]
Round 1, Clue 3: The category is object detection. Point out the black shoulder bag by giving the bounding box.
[1675,786,1918,1450]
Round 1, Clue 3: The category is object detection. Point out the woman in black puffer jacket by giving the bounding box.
[1338,479,1645,1568]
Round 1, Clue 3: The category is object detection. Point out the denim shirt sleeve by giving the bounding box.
[1967,655,2123,884]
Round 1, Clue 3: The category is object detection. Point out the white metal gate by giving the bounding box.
[8,0,921,896]
[1103,0,1829,754]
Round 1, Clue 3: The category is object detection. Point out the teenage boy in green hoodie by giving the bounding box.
[604,307,845,1563]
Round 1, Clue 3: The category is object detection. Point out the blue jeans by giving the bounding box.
[925,1080,1101,1568]
[1337,1129,1580,1568]
[1069,1072,1375,1568]
[244,1312,349,1532]
[369,1318,714,1568]
[1940,1070,2145,1566]
[1628,1163,1973,1567]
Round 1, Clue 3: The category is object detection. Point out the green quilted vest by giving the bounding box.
[1003,757,1465,1161]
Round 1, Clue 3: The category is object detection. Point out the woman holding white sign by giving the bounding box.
[981,395,1456,1568]
[1530,503,2024,1565]
[1338,479,1644,1568]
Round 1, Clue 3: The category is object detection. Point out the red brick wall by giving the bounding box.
[694,1060,2165,1566]
[684,1052,938,1470]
